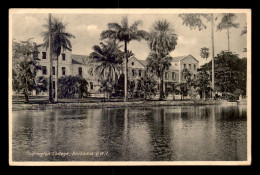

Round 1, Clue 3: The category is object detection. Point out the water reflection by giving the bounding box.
[12,105,247,161]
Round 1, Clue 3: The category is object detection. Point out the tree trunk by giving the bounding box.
[124,41,128,102]
[55,55,58,102]
[24,93,29,104]
[227,27,230,51]
[48,14,54,103]
[159,75,164,100]
[144,89,147,101]
[211,13,215,98]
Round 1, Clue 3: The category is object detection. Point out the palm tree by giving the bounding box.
[41,14,53,103]
[200,47,210,71]
[148,20,178,54]
[217,13,239,51]
[41,16,75,102]
[100,16,149,102]
[146,51,173,100]
[147,20,178,100]
[89,40,124,98]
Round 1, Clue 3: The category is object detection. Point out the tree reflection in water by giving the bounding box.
[12,105,247,161]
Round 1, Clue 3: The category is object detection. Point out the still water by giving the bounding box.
[12,105,247,161]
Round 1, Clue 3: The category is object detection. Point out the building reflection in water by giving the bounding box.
[12,105,247,161]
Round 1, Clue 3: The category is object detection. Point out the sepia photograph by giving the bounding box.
[9,8,251,166]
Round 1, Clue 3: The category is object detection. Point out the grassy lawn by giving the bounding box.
[12,95,149,104]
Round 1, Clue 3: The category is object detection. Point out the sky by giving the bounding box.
[11,12,247,66]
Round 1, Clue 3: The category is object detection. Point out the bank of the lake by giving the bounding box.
[11,100,231,111]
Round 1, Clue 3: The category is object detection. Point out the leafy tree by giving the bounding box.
[58,75,88,99]
[136,73,157,100]
[146,20,178,100]
[216,13,239,51]
[178,68,194,99]
[177,83,187,100]
[193,69,211,100]
[100,16,149,101]
[164,82,179,100]
[41,16,75,102]
[12,38,39,60]
[99,80,113,101]
[12,39,41,103]
[12,59,38,103]
[34,76,48,95]
[146,52,173,100]
[200,51,247,99]
[113,74,135,98]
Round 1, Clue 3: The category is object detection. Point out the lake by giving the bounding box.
[12,105,247,161]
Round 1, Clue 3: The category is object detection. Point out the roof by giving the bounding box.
[135,58,178,71]
[172,55,199,63]
[71,54,88,65]
[138,60,148,67]
[171,56,186,62]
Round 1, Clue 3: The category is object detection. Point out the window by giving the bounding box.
[189,64,191,69]
[194,74,196,79]
[62,53,66,61]
[175,63,178,66]
[78,67,82,76]
[139,70,142,76]
[165,72,169,80]
[53,81,55,89]
[132,69,135,77]
[194,64,196,70]
[183,64,186,69]
[90,82,93,90]
[157,84,160,90]
[42,66,47,75]
[62,67,66,75]
[42,52,46,59]
[172,72,175,80]
[132,62,134,66]
[52,67,55,75]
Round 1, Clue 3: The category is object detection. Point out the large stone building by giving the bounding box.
[128,55,199,91]
[35,46,100,96]
[35,46,199,97]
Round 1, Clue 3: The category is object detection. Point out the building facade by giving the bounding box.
[35,46,199,97]
[128,55,199,92]
[35,47,100,96]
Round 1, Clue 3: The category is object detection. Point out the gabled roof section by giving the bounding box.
[129,56,147,68]
[180,55,199,63]
[171,55,199,63]
[138,60,148,67]
[71,54,88,65]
